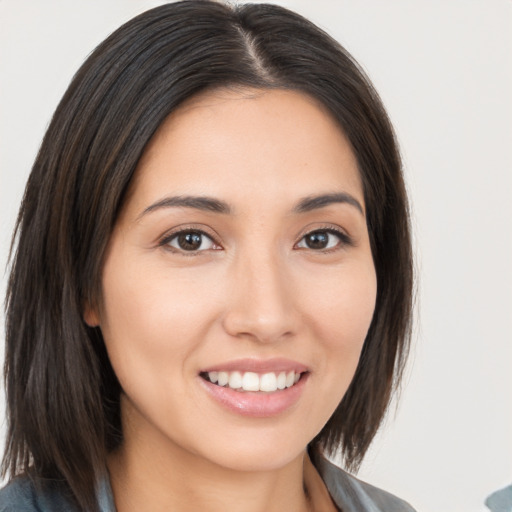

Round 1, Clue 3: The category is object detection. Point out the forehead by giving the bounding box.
[126,87,363,216]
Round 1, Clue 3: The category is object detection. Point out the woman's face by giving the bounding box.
[86,88,377,472]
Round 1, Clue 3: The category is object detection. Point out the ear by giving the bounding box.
[83,302,100,327]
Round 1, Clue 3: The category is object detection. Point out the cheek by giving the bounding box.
[303,259,377,379]
[97,254,221,395]
[307,260,376,340]
[101,250,216,332]
[284,258,377,437]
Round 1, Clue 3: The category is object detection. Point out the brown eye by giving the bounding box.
[297,229,349,250]
[166,230,216,252]
[304,232,329,249]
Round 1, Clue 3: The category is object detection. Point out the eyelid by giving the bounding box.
[294,224,354,251]
[158,224,223,253]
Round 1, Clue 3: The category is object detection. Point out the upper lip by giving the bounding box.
[200,358,309,374]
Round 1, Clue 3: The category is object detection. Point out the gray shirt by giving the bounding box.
[0,457,415,511]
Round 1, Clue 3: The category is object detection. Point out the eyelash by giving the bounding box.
[159,225,353,256]
[159,227,220,255]
[296,227,353,252]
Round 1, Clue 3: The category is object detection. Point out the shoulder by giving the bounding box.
[315,456,416,512]
[0,475,78,512]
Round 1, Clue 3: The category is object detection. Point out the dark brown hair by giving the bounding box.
[2,1,413,510]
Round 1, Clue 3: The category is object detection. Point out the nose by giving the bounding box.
[222,250,300,344]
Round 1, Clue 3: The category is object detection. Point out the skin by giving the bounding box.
[85,88,377,512]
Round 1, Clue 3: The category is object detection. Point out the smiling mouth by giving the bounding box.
[200,370,305,393]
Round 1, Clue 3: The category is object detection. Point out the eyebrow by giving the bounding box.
[139,191,364,219]
[139,195,231,219]
[293,192,364,215]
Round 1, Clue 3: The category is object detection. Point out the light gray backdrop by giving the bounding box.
[1,1,511,511]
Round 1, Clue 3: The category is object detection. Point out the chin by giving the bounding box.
[186,425,313,473]
[205,446,305,473]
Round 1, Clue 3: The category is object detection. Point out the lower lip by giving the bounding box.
[199,374,308,418]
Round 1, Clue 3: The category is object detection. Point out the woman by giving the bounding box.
[0,1,414,511]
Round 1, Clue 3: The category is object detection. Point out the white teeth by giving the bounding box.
[217,371,229,387]
[242,372,260,391]
[206,370,303,392]
[260,372,277,392]
[229,371,243,389]
[276,371,286,390]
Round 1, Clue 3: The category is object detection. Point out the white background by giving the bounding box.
[1,1,511,511]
